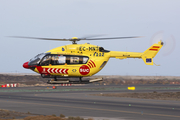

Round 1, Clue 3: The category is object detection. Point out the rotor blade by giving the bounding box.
[162,35,176,56]
[83,36,143,40]
[9,36,143,42]
[9,36,71,41]
[150,31,163,45]
[149,31,176,56]
[79,34,107,39]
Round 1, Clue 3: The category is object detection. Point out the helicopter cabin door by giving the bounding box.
[40,55,68,75]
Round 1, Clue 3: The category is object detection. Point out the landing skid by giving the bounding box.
[47,78,103,84]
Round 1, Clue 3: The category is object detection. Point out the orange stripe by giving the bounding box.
[152,46,160,48]
[90,60,96,67]
[87,64,91,68]
[149,49,158,51]
[89,62,94,68]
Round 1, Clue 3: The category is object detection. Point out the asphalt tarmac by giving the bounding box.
[0,84,180,120]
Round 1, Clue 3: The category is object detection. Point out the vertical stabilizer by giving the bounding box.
[141,41,163,65]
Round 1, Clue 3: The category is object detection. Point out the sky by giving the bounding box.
[0,0,179,76]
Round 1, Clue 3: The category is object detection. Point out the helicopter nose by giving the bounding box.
[23,62,29,69]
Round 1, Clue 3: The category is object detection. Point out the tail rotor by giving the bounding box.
[150,31,176,56]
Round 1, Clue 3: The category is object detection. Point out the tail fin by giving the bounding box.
[141,41,163,65]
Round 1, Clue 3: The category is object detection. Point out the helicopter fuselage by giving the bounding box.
[23,41,163,78]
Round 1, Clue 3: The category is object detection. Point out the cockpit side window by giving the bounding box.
[40,55,52,66]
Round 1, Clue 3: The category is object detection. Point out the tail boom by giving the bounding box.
[109,41,163,65]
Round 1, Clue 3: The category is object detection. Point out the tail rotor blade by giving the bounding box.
[150,31,176,56]
[162,35,176,56]
[150,31,163,45]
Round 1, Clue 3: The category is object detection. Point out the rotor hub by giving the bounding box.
[71,37,78,39]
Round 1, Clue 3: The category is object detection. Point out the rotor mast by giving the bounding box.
[71,37,79,44]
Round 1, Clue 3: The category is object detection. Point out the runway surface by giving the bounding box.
[0,84,180,120]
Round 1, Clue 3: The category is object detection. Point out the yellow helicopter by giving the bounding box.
[18,36,163,84]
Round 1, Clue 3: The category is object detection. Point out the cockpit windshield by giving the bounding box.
[29,53,46,66]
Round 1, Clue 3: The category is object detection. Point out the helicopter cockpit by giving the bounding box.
[28,53,47,66]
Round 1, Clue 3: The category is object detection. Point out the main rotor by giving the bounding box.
[10,36,142,44]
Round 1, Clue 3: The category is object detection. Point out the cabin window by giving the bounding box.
[83,57,88,64]
[70,57,79,64]
[51,55,66,65]
[40,54,89,65]
[69,56,88,64]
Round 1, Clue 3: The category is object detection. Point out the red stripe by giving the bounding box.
[36,67,69,74]
[52,68,55,73]
[149,49,158,51]
[90,60,96,67]
[87,64,91,68]
[65,69,68,74]
[152,46,160,48]
[61,69,64,74]
[48,68,51,73]
[54,68,58,73]
[36,66,44,74]
[55,69,57,73]
[89,62,94,68]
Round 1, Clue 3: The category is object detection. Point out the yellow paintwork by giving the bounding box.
[141,41,163,65]
[33,41,163,77]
